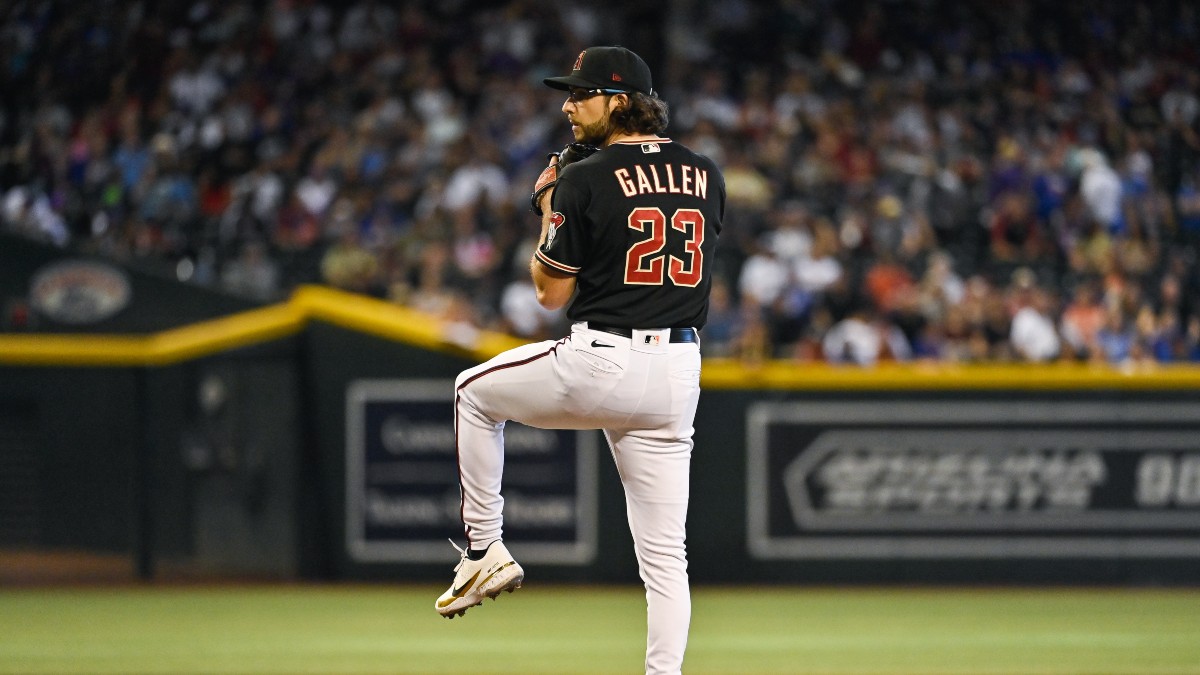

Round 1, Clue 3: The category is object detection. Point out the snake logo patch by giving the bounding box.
[546,211,566,248]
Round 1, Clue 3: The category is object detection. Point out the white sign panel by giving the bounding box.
[747,401,1200,559]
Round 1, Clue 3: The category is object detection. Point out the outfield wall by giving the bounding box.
[2,274,1199,584]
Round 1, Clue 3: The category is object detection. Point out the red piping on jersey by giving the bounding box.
[534,249,580,274]
[453,336,569,548]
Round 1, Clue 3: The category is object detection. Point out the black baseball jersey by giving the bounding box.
[534,139,725,329]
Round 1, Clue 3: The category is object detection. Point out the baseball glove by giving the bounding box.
[530,143,598,215]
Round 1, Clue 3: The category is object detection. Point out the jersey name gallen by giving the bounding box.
[613,164,710,199]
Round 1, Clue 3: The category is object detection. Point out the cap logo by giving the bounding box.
[611,73,622,82]
[573,51,585,71]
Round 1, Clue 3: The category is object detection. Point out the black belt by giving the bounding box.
[587,323,698,344]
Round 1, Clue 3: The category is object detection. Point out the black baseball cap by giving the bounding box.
[543,46,654,96]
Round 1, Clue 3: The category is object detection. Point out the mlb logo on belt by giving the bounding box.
[644,335,661,346]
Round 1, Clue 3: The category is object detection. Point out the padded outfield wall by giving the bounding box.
[2,241,1198,584]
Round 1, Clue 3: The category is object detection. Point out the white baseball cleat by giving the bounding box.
[435,540,524,619]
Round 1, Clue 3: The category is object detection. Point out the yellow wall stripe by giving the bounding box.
[701,359,1200,390]
[289,285,524,356]
[2,284,1199,390]
[146,302,308,365]
[0,334,150,366]
[0,303,308,366]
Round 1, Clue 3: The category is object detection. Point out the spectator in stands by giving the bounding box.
[699,276,740,358]
[221,240,282,302]
[1059,279,1106,361]
[320,227,379,296]
[497,238,562,340]
[822,306,912,367]
[1009,281,1062,363]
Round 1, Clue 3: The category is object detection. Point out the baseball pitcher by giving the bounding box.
[436,46,725,675]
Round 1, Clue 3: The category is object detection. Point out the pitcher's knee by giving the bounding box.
[455,368,490,409]
[638,544,688,580]
[454,368,474,392]
[642,542,687,564]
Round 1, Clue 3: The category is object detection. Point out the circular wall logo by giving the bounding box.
[29,260,132,325]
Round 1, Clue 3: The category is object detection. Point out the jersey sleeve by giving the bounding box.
[533,174,589,275]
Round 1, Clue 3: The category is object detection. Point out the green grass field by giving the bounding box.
[1,585,1197,674]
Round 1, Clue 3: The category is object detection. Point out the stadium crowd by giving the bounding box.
[2,0,1199,364]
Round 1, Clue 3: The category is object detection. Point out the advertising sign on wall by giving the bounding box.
[346,380,598,564]
[29,259,131,324]
[748,401,1200,559]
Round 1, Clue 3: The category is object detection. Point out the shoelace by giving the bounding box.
[447,538,467,571]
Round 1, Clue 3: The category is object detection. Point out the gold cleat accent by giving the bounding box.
[435,541,524,618]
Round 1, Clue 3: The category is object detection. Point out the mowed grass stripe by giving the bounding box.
[688,587,1199,674]
[0,586,1196,674]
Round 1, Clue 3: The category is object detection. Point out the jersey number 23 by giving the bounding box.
[624,207,705,287]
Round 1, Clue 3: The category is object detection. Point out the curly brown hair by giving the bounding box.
[611,92,670,135]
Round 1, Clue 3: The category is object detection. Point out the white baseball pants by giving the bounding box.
[454,321,701,675]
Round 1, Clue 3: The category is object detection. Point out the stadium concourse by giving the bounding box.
[2,1,1199,365]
